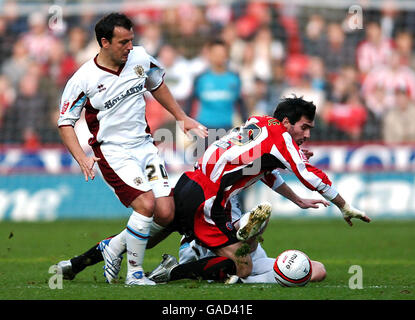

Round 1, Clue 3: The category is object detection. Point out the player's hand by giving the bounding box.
[78,156,101,181]
[301,149,314,160]
[297,198,330,209]
[340,203,371,226]
[179,116,208,139]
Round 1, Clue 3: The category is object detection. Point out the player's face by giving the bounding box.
[284,116,314,146]
[105,26,134,65]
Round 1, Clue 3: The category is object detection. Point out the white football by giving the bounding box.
[273,249,312,287]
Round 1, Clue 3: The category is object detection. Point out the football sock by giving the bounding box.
[107,229,127,255]
[125,211,152,273]
[69,231,128,275]
[250,257,275,275]
[146,221,173,249]
[241,270,276,283]
[69,239,116,274]
[242,257,276,284]
[170,256,236,281]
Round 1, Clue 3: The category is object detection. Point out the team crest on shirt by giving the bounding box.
[133,177,143,186]
[134,65,145,78]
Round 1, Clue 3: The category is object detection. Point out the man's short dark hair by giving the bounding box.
[273,95,316,124]
[95,13,133,47]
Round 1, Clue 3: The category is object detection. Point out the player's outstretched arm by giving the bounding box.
[273,135,370,226]
[275,182,330,209]
[330,193,371,226]
[58,126,100,181]
[151,82,208,138]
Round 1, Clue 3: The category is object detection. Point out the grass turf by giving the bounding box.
[0,218,414,300]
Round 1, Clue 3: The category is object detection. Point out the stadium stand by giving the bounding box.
[1,0,415,220]
[1,0,415,147]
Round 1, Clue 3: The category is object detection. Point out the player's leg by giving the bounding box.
[146,196,175,249]
[57,238,114,280]
[97,196,174,256]
[240,257,276,283]
[241,259,326,284]
[137,145,175,250]
[56,197,174,281]
[124,190,156,285]
[92,142,157,285]
[195,201,273,278]
[148,173,241,282]
[149,218,252,281]
[148,236,252,282]
[124,141,179,285]
[96,196,174,261]
[148,253,237,283]
[213,242,253,278]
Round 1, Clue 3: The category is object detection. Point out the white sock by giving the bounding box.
[107,221,165,255]
[107,229,127,256]
[149,221,164,237]
[242,270,277,283]
[242,258,276,283]
[146,221,172,249]
[126,211,153,273]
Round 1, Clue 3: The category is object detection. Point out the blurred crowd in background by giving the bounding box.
[1,0,415,151]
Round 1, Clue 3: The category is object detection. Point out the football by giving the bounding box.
[273,249,312,287]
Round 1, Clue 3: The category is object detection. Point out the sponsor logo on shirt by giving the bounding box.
[104,84,144,109]
[60,101,70,114]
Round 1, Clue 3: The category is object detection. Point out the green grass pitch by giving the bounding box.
[0,218,414,300]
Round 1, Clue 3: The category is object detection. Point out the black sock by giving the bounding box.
[170,256,236,281]
[70,244,103,274]
[69,234,119,274]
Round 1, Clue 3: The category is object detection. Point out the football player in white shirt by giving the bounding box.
[58,13,207,286]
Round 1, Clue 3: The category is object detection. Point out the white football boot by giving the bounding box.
[98,238,123,283]
[125,269,156,286]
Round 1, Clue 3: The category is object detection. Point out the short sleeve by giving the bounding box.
[145,55,165,92]
[57,77,87,127]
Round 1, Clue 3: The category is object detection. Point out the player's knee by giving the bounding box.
[311,261,326,282]
[130,192,156,216]
[154,198,175,226]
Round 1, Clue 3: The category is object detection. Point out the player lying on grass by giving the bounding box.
[57,95,370,283]
[57,186,327,282]
[147,204,328,285]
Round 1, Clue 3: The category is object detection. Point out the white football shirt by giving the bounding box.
[58,46,164,146]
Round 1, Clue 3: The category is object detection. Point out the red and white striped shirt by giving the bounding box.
[187,115,338,221]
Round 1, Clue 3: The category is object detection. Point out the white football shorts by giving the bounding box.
[93,139,172,207]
